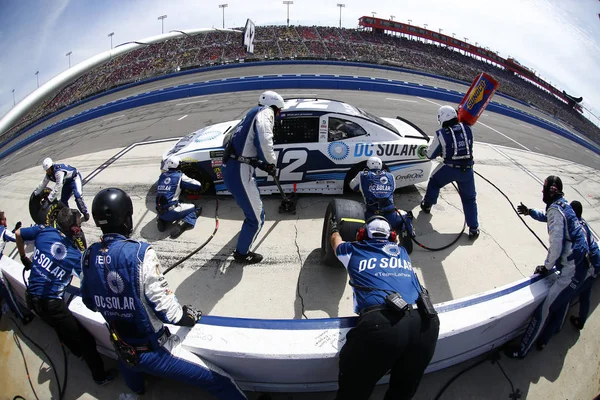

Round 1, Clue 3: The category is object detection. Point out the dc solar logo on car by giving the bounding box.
[328,142,349,160]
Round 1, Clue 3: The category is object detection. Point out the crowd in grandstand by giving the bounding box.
[4,25,599,144]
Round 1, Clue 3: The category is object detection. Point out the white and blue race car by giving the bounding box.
[163,98,432,195]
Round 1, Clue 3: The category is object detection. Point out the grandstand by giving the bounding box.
[3,24,599,145]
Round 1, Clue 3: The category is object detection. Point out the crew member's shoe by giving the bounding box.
[468,227,480,240]
[195,206,203,217]
[233,250,263,264]
[94,368,118,386]
[170,221,194,239]
[503,345,525,360]
[157,218,167,232]
[420,201,432,214]
[570,316,584,330]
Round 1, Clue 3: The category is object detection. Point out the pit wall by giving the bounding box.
[2,64,598,161]
[1,253,552,391]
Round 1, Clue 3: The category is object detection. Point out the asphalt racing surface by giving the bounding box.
[1,64,599,400]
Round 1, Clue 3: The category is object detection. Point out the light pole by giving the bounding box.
[424,23,428,30]
[371,11,377,18]
[12,89,15,106]
[66,51,72,68]
[218,4,227,29]
[337,3,345,28]
[390,15,395,21]
[108,32,114,49]
[35,71,39,88]
[283,1,293,27]
[158,15,167,34]
[439,28,442,34]
[408,19,412,25]
[452,33,455,38]
[464,37,468,42]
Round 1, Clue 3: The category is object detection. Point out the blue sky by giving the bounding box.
[1,0,599,126]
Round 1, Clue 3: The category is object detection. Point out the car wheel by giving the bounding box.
[29,188,61,225]
[320,198,365,267]
[179,163,215,195]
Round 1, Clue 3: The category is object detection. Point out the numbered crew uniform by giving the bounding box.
[331,216,439,400]
[222,91,283,264]
[34,157,89,221]
[350,156,415,254]
[421,106,479,238]
[81,187,246,399]
[156,155,203,239]
[506,176,590,358]
[16,207,115,385]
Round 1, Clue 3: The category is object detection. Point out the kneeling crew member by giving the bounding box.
[350,156,415,254]
[420,106,479,239]
[81,188,246,399]
[16,207,116,385]
[156,155,203,239]
[330,216,439,400]
[34,157,90,222]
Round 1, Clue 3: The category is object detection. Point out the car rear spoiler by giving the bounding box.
[396,116,430,142]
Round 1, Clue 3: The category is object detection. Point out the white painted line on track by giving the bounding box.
[386,98,418,103]
[478,121,531,151]
[417,97,443,107]
[176,100,207,106]
[102,115,124,122]
[60,129,75,135]
[518,123,533,129]
[178,115,188,121]
[534,146,541,151]
[281,93,317,96]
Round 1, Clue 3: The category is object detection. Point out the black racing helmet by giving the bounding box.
[92,188,134,237]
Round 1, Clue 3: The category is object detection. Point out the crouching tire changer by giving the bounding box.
[330,216,439,400]
[81,187,247,399]
[156,155,203,239]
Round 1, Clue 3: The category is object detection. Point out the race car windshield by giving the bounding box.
[357,108,400,135]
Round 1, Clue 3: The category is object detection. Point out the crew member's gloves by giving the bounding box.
[12,221,22,233]
[265,163,276,176]
[418,146,427,158]
[20,255,33,271]
[517,202,529,216]
[40,198,50,209]
[330,218,339,234]
[534,265,549,275]
[178,305,202,327]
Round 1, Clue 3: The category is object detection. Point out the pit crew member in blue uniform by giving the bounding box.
[222,91,283,264]
[330,216,439,400]
[506,176,590,358]
[16,207,116,385]
[420,106,479,239]
[81,188,246,399]
[34,157,89,222]
[350,156,415,254]
[568,201,600,330]
[156,155,203,239]
[0,210,20,258]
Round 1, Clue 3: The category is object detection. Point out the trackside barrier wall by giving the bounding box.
[1,251,553,391]
[0,60,534,150]
[1,74,598,162]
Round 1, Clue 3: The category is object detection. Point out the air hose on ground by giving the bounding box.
[409,171,547,252]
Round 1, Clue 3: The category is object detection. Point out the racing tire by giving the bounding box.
[29,188,62,225]
[320,198,365,267]
[179,163,215,195]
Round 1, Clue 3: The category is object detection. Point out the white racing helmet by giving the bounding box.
[366,156,383,171]
[164,155,181,170]
[42,157,53,171]
[437,105,458,125]
[258,91,285,110]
